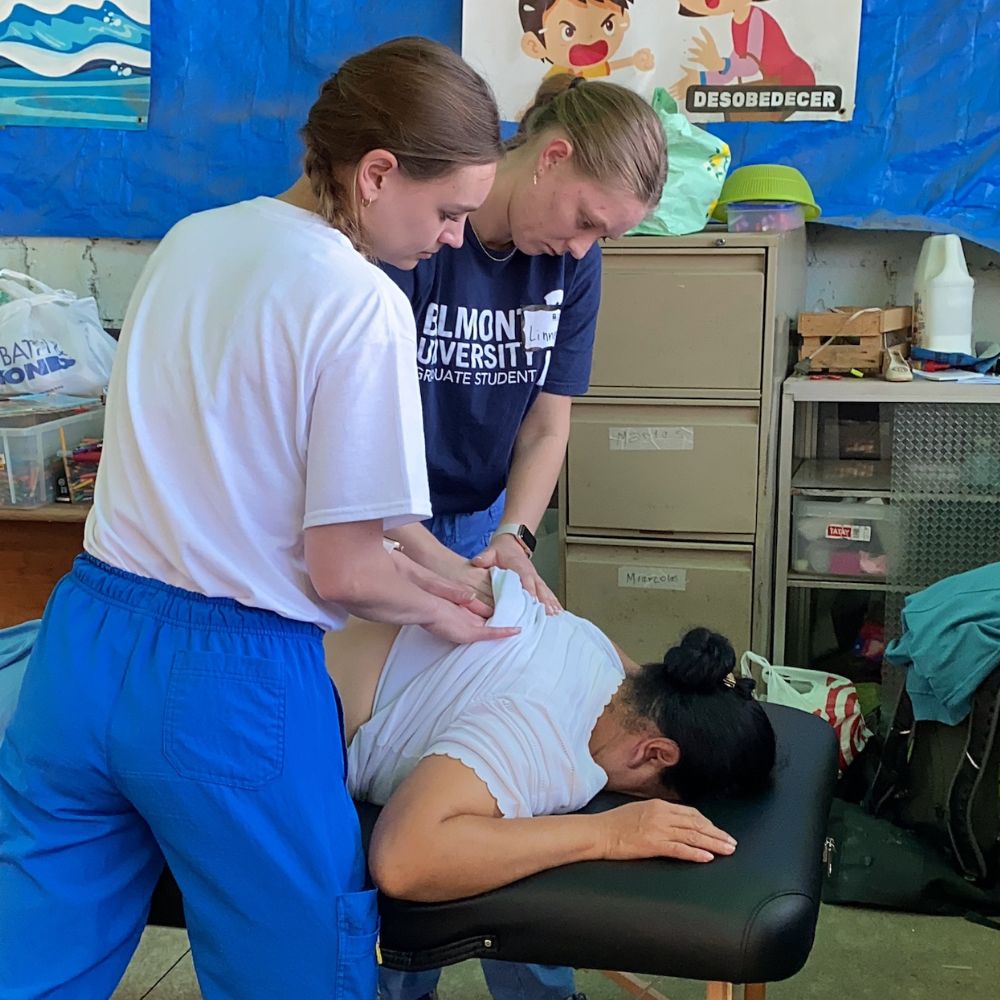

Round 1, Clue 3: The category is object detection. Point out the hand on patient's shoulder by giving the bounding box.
[397,537,494,614]
[425,601,521,645]
[434,559,495,616]
[598,799,737,865]
[393,550,519,644]
[471,534,562,616]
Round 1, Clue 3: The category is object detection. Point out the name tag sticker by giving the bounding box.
[520,304,560,351]
[609,426,695,451]
[618,566,688,591]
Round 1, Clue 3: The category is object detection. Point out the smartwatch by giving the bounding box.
[493,523,537,558]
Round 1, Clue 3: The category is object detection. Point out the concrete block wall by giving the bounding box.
[2,226,998,334]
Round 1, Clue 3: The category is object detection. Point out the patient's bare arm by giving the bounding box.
[367,755,737,903]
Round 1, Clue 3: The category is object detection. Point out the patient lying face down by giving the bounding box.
[326,569,776,903]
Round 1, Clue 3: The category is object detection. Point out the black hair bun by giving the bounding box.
[659,628,736,693]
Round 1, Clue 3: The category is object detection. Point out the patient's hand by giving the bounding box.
[599,800,737,864]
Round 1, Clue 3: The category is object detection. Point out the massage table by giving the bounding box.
[148,703,838,999]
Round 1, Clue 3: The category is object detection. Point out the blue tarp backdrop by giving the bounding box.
[1,1,997,249]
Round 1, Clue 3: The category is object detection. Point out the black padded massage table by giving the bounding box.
[148,704,838,999]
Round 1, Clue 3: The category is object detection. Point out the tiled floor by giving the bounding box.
[111,905,1000,998]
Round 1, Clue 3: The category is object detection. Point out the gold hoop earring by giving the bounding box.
[532,172,538,187]
[361,196,373,208]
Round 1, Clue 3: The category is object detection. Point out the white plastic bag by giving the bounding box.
[0,269,117,398]
[741,651,871,772]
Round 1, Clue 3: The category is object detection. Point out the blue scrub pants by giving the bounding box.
[423,492,507,563]
[0,554,377,1000]
[379,494,576,1000]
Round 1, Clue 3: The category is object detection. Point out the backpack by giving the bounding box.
[822,666,1000,920]
[866,665,1000,883]
[823,798,1000,920]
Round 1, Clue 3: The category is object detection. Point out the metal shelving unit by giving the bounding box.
[791,458,892,496]
[772,376,1000,668]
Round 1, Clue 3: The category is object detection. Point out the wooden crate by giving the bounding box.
[797,306,912,372]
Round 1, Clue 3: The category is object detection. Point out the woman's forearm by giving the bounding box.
[499,392,571,533]
[313,545,441,625]
[385,521,462,568]
[369,811,608,902]
[502,432,566,532]
[367,758,737,903]
[384,520,495,610]
[306,523,499,638]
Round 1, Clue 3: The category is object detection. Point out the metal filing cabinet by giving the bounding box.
[565,540,754,665]
[566,400,760,537]
[592,248,767,391]
[560,229,806,660]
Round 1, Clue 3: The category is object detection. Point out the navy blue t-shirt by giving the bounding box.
[382,225,601,516]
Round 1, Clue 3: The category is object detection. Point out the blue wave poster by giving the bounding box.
[0,0,150,129]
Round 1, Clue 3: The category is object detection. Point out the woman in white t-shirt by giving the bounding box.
[0,38,517,1000]
[328,569,777,903]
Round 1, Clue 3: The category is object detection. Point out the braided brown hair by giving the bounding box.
[299,37,503,255]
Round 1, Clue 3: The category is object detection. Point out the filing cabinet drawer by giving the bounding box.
[592,250,766,391]
[566,400,759,536]
[564,540,753,664]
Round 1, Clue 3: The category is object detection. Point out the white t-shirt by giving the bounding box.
[347,569,625,818]
[86,197,430,630]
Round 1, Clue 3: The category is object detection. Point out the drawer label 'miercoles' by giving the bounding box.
[617,567,688,591]
[609,426,695,451]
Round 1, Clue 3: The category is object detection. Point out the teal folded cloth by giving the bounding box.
[885,562,1000,725]
[0,620,40,741]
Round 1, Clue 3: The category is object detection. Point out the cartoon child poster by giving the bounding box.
[518,0,656,81]
[462,0,861,124]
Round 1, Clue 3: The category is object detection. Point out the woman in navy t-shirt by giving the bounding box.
[383,74,666,617]
[380,73,667,1000]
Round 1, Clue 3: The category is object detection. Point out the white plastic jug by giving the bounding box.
[912,235,975,355]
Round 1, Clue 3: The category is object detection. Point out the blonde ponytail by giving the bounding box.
[509,75,666,208]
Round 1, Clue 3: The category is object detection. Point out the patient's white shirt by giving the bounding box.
[347,569,625,818]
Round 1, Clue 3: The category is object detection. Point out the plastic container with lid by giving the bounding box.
[712,164,821,222]
[727,201,805,233]
[0,405,104,507]
[791,497,895,578]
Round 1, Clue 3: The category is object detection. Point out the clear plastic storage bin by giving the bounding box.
[0,406,104,508]
[791,497,895,578]
[727,201,805,233]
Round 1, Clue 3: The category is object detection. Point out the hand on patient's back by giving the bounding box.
[393,550,519,643]
[394,550,484,611]
[425,601,521,645]
[422,564,495,621]
[600,800,737,864]
[443,562,495,616]
[406,549,494,618]
[472,535,562,615]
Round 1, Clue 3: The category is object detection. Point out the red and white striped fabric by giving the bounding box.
[813,677,872,771]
